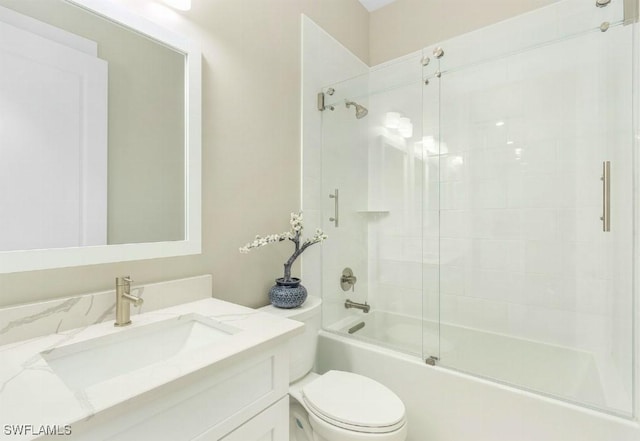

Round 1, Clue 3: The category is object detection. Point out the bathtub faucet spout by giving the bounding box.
[345,299,370,313]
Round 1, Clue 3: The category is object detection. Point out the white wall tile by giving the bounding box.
[377,234,404,261]
[440,181,468,210]
[472,239,523,272]
[465,269,523,304]
[520,273,574,311]
[469,179,507,209]
[522,209,557,240]
[520,173,559,209]
[440,210,466,238]
[440,265,465,296]
[440,238,467,267]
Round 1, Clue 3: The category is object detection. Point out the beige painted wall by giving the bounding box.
[369,0,556,65]
[0,0,368,309]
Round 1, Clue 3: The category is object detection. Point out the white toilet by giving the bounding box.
[260,295,408,441]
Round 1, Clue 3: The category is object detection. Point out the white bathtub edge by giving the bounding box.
[317,330,640,441]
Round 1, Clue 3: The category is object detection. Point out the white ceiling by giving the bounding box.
[358,0,397,12]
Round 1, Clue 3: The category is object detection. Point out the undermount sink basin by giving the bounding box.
[42,314,240,390]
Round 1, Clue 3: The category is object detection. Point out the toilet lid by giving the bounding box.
[302,370,406,434]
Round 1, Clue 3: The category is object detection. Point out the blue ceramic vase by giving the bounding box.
[269,278,307,308]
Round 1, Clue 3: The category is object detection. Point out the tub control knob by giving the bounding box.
[340,268,357,292]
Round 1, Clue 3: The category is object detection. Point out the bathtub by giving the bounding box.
[327,310,622,410]
[316,312,640,441]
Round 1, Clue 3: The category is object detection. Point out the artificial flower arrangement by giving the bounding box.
[239,212,327,282]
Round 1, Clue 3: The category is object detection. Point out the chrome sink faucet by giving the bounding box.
[114,276,143,327]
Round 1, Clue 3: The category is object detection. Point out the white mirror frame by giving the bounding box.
[0,0,202,274]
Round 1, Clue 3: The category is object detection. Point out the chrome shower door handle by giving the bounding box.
[329,189,339,227]
[601,161,611,232]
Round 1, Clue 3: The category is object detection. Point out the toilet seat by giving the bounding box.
[302,370,406,434]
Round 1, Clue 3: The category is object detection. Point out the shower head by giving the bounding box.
[345,100,368,119]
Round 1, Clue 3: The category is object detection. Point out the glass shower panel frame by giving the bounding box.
[434,14,635,416]
[421,49,441,364]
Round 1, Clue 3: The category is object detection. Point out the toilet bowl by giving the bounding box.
[259,296,407,441]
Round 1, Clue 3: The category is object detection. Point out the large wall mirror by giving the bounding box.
[0,0,201,273]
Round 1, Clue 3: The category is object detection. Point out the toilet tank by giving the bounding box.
[259,295,322,383]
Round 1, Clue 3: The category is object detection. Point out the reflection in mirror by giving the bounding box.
[0,0,201,273]
[0,0,185,252]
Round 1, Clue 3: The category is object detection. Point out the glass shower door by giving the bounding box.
[318,74,372,338]
[319,60,433,358]
[434,14,634,415]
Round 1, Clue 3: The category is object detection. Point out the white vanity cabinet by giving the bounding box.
[62,344,290,441]
[213,397,288,441]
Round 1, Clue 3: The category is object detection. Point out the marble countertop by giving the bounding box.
[0,298,303,440]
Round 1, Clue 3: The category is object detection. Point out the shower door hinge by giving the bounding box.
[317,88,335,112]
[317,92,326,111]
[425,356,439,366]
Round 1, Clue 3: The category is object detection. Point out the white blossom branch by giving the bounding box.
[239,213,328,282]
